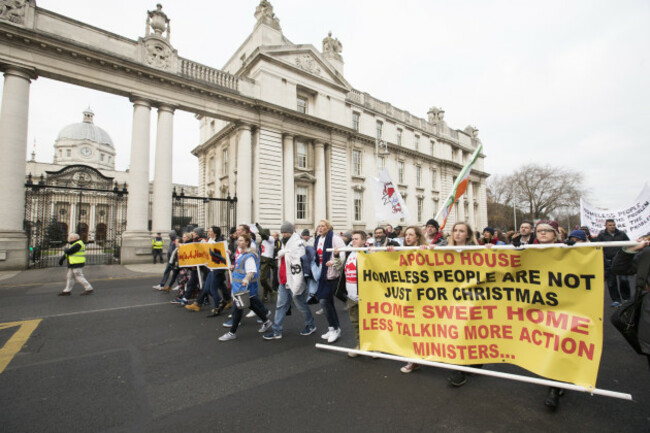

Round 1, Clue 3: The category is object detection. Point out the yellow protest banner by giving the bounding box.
[178,241,230,270]
[358,247,604,389]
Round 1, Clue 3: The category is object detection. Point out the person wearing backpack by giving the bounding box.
[612,236,650,369]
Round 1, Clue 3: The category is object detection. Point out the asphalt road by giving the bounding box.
[0,265,648,433]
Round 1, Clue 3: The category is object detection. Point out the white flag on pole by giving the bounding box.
[372,168,411,223]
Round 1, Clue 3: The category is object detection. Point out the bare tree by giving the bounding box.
[487,175,514,205]
[509,163,585,219]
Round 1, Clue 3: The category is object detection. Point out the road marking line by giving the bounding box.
[0,319,42,375]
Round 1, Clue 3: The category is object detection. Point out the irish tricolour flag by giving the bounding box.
[435,143,483,230]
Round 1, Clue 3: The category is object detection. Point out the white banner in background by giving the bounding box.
[580,184,650,239]
[372,168,411,223]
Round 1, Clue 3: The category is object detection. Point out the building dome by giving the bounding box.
[56,108,114,148]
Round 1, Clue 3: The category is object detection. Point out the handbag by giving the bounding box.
[610,289,646,354]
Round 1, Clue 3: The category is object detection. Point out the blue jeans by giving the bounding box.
[159,263,173,286]
[272,284,315,333]
[319,279,340,329]
[198,270,222,307]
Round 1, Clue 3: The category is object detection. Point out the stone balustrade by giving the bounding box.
[179,59,239,91]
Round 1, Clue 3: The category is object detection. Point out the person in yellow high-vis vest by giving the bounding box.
[152,233,164,264]
[57,233,94,296]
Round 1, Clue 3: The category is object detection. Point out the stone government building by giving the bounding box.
[25,108,198,248]
[0,1,487,269]
[193,1,489,232]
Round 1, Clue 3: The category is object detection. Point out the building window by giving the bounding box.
[431,168,437,189]
[396,129,402,146]
[100,153,105,161]
[352,149,362,176]
[352,112,360,132]
[108,156,111,163]
[296,186,308,220]
[415,135,420,151]
[416,166,422,187]
[66,149,71,157]
[222,148,229,175]
[376,121,383,140]
[297,96,308,114]
[378,156,385,170]
[296,141,307,169]
[58,150,62,157]
[209,156,215,180]
[417,197,424,222]
[398,161,405,184]
[354,190,363,221]
[430,140,435,157]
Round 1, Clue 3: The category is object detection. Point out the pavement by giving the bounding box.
[0,265,649,432]
[0,263,164,285]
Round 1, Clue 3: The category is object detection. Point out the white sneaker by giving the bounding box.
[218,332,237,341]
[321,327,334,340]
[315,308,324,315]
[171,285,179,291]
[246,310,256,318]
[259,320,273,333]
[152,284,161,289]
[327,328,341,343]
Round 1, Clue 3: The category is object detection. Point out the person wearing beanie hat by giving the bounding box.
[425,218,446,246]
[280,221,295,234]
[301,228,313,246]
[568,229,587,242]
[479,227,504,246]
[263,221,316,340]
[192,227,206,240]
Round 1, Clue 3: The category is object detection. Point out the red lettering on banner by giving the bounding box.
[366,302,415,319]
[425,305,497,320]
[518,327,595,360]
[507,307,590,335]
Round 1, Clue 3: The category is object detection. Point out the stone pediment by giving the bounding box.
[294,171,316,183]
[44,164,115,190]
[255,46,351,90]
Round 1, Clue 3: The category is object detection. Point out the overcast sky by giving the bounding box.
[11,0,650,209]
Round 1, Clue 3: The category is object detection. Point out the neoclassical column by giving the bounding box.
[236,125,252,223]
[282,134,295,221]
[121,98,152,264]
[151,104,174,234]
[0,68,34,232]
[314,141,326,223]
[125,98,151,234]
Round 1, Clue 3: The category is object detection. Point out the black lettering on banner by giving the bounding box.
[290,264,302,275]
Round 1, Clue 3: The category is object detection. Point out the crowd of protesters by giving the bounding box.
[149,215,649,411]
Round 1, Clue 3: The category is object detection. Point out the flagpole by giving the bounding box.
[326,240,645,252]
[434,143,483,223]
[315,344,632,401]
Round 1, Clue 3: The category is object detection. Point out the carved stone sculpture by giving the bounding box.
[254,0,281,30]
[0,0,27,24]
[322,31,342,60]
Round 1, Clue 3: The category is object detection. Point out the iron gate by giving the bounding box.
[171,188,237,236]
[24,167,128,269]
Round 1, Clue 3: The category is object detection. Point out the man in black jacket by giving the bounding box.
[612,237,650,368]
[596,219,631,306]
